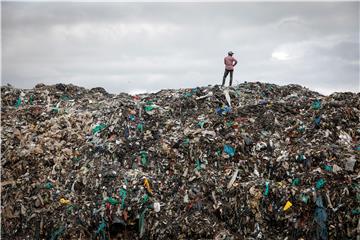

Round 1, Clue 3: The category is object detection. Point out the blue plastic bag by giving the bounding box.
[224,144,235,157]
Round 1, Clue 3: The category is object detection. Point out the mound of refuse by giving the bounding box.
[1,82,359,240]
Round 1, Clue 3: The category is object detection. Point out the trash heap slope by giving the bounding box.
[1,82,359,240]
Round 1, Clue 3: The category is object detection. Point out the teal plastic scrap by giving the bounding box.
[316,178,326,190]
[195,159,201,171]
[60,95,70,101]
[50,226,65,240]
[352,209,360,215]
[44,182,54,189]
[296,154,306,162]
[96,221,107,239]
[137,123,144,132]
[29,95,34,105]
[198,121,206,128]
[292,178,300,186]
[92,123,107,134]
[298,125,305,133]
[15,97,22,108]
[226,121,234,128]
[191,87,199,93]
[264,182,270,196]
[300,193,309,204]
[224,144,235,157]
[312,99,321,110]
[183,138,190,146]
[142,194,149,203]
[139,208,147,238]
[67,204,75,214]
[215,149,222,156]
[105,197,119,206]
[144,104,157,112]
[119,188,127,209]
[183,92,192,97]
[323,165,333,172]
[140,151,148,167]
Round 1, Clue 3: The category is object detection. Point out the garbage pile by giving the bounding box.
[1,82,359,240]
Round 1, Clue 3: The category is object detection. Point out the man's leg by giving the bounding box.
[222,69,229,86]
[229,70,233,86]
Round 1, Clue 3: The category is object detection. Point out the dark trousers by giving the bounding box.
[222,69,233,86]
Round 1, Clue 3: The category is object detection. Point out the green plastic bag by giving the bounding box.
[198,121,206,128]
[140,151,148,166]
[96,221,107,239]
[312,99,321,110]
[315,178,326,189]
[323,165,333,172]
[142,194,149,203]
[92,123,107,134]
[195,159,201,171]
[137,123,144,132]
[144,105,155,112]
[119,188,127,209]
[264,182,270,196]
[44,182,54,189]
[29,95,34,105]
[15,97,22,108]
[292,178,300,186]
[139,208,147,237]
[300,193,309,203]
[105,197,119,205]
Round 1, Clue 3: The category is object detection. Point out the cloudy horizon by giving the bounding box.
[2,2,359,95]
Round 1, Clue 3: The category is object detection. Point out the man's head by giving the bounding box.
[228,51,234,56]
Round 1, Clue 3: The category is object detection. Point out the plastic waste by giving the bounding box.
[223,144,235,157]
[92,123,107,134]
[314,196,328,240]
[312,99,321,110]
[153,202,161,212]
[15,97,22,108]
[59,198,70,205]
[264,181,270,196]
[344,157,356,171]
[224,89,231,107]
[283,201,293,211]
[227,169,239,189]
[316,179,326,190]
[1,82,358,239]
[119,187,127,209]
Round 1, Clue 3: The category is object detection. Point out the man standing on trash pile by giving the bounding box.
[222,51,238,87]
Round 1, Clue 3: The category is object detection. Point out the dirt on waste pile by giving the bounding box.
[1,82,359,239]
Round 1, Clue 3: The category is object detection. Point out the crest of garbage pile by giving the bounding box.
[1,82,359,240]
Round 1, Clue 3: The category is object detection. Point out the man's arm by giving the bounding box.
[233,58,238,67]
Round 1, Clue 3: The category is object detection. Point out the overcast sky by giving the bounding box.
[2,2,359,95]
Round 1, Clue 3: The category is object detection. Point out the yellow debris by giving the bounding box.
[144,178,153,194]
[60,198,71,205]
[283,201,293,211]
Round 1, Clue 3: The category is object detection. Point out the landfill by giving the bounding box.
[1,82,359,240]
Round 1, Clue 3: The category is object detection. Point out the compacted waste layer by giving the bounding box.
[1,82,359,239]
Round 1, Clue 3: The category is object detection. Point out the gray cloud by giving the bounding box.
[2,2,359,95]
